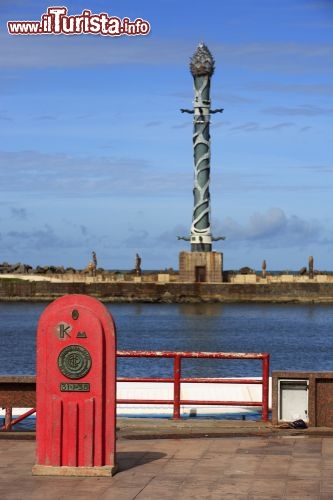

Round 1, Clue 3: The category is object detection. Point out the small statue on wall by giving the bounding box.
[262,259,267,279]
[135,253,142,276]
[92,251,97,269]
[85,251,97,276]
[308,255,314,279]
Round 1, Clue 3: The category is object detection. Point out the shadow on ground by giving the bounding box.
[116,451,167,471]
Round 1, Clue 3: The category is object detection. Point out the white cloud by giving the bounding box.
[1,31,333,75]
[10,207,27,219]
[263,105,333,116]
[0,33,190,69]
[0,149,189,198]
[246,82,333,96]
[215,208,324,248]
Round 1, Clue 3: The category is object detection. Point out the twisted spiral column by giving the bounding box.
[190,44,214,251]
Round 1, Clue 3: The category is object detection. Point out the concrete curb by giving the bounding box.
[2,418,333,440]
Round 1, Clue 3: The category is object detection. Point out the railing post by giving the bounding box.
[261,354,270,421]
[172,354,181,419]
[4,407,12,431]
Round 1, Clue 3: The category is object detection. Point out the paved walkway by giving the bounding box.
[1,421,333,499]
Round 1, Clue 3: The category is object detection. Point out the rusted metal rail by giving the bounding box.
[2,407,36,431]
[1,350,270,430]
[0,376,36,431]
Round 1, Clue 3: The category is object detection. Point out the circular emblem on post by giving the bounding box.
[58,345,92,379]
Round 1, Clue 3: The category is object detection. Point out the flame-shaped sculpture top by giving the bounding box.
[190,43,215,77]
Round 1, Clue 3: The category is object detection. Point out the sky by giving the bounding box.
[0,0,333,272]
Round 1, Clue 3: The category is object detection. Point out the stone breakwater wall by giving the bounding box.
[1,279,333,303]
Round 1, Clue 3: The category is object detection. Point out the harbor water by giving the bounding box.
[1,302,333,426]
[1,302,333,377]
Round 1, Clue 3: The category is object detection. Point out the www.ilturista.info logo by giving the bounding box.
[7,6,151,36]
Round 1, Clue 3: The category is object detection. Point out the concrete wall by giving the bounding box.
[228,274,333,284]
[1,278,333,302]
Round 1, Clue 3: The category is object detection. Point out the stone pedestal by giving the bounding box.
[179,251,223,282]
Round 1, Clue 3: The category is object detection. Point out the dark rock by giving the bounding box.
[35,266,47,274]
[13,264,30,274]
[239,266,254,275]
[65,267,76,274]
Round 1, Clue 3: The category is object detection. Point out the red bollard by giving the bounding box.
[32,294,117,476]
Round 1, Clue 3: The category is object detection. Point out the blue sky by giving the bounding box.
[1,0,333,272]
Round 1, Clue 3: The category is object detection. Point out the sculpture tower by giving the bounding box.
[178,43,224,282]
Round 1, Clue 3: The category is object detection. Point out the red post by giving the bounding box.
[32,294,117,476]
[261,354,270,421]
[172,354,181,419]
[4,408,12,430]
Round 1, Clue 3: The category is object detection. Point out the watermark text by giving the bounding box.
[7,6,151,36]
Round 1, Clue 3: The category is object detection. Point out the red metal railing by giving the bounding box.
[1,407,36,431]
[117,350,270,421]
[1,350,270,430]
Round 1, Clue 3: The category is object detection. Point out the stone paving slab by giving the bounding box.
[1,434,333,499]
